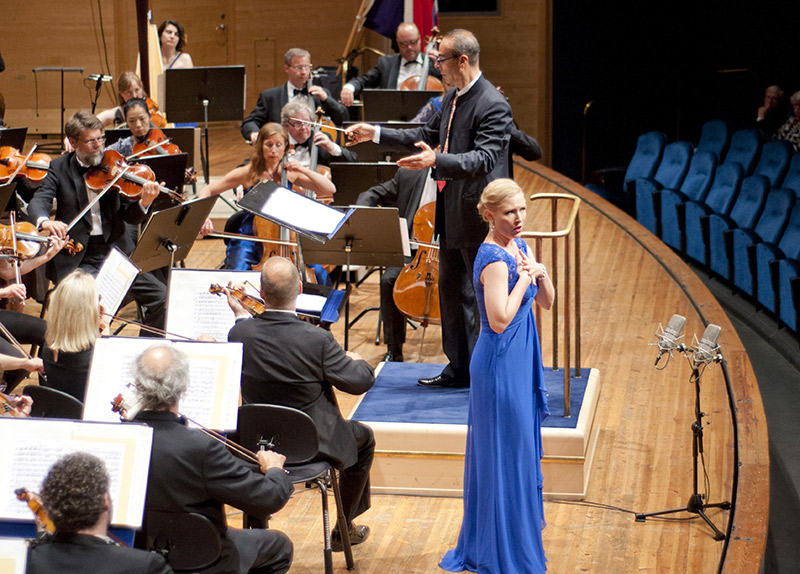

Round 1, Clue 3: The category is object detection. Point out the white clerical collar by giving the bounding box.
[457,72,482,97]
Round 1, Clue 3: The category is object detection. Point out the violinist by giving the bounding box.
[107,98,175,157]
[340,22,441,106]
[27,110,168,335]
[198,122,335,270]
[280,101,357,167]
[241,48,349,143]
[158,19,194,70]
[96,72,147,129]
[356,167,437,362]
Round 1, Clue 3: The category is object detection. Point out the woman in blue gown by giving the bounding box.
[441,178,554,574]
[198,122,335,270]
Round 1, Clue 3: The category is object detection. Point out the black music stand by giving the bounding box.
[164,66,246,184]
[329,162,400,206]
[361,89,440,122]
[299,206,405,349]
[0,182,17,213]
[136,154,189,212]
[0,128,28,150]
[130,195,219,275]
[32,67,84,152]
[105,127,198,170]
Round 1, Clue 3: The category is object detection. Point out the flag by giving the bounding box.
[363,0,439,42]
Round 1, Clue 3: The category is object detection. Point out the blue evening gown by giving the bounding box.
[440,238,549,573]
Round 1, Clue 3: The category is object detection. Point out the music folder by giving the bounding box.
[237,180,354,243]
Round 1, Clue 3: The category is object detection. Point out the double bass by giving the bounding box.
[399,27,443,92]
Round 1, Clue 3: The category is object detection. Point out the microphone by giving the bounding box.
[654,314,686,366]
[87,74,113,82]
[693,324,721,368]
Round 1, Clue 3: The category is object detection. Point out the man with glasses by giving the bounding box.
[345,29,513,389]
[280,101,357,167]
[241,48,349,144]
[28,110,168,335]
[340,22,441,107]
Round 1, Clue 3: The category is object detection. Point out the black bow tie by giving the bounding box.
[294,142,308,150]
[293,88,309,97]
[404,59,420,67]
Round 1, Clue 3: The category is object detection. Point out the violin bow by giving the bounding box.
[291,117,348,134]
[126,139,174,161]
[7,144,38,183]
[8,212,24,308]
[65,164,130,234]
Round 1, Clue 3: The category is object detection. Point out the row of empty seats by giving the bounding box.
[587,120,800,334]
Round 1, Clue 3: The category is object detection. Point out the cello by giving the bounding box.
[392,200,441,329]
[399,27,443,92]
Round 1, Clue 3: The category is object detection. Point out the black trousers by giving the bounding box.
[379,266,405,349]
[338,420,375,524]
[228,527,293,574]
[437,245,480,383]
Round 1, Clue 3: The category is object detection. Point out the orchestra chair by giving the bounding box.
[695,119,730,163]
[236,403,355,574]
[23,385,83,419]
[139,510,222,572]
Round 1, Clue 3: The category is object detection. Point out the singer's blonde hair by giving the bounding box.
[477,178,524,222]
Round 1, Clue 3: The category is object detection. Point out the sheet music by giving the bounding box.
[0,419,153,528]
[0,538,28,574]
[95,247,140,316]
[166,269,261,342]
[399,217,411,257]
[82,337,242,430]
[261,186,346,236]
[296,293,326,314]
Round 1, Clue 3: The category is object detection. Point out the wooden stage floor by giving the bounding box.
[17,126,768,573]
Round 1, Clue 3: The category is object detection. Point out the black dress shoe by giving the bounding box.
[382,350,404,362]
[417,374,469,388]
[331,524,370,552]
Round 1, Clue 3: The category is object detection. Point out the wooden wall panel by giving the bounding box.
[1,0,550,161]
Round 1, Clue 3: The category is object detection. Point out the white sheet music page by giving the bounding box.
[0,419,153,528]
[0,538,28,574]
[261,186,345,236]
[82,337,242,431]
[95,247,140,316]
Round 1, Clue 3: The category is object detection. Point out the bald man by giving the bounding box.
[340,22,441,106]
[226,257,375,551]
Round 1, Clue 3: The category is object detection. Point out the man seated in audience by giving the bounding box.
[775,90,800,151]
[131,344,293,574]
[226,256,375,551]
[280,100,358,167]
[756,84,787,138]
[241,48,349,143]
[340,22,440,106]
[27,451,172,574]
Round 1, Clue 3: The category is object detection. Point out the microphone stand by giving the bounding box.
[635,352,731,540]
[90,77,104,114]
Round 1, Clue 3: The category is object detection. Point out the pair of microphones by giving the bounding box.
[653,314,722,369]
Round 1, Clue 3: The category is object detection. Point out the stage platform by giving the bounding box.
[348,362,601,499]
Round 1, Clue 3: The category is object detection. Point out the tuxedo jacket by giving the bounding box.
[356,167,428,235]
[228,311,375,468]
[241,83,349,141]
[348,53,441,94]
[27,152,148,282]
[133,411,292,574]
[27,533,172,574]
[379,75,512,249]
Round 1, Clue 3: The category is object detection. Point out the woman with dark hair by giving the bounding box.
[159,20,194,70]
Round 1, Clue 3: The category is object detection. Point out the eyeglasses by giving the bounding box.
[79,136,106,146]
[398,38,420,47]
[290,65,313,72]
[287,120,309,129]
[435,54,458,65]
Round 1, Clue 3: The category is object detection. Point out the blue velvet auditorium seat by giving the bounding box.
[660,151,717,250]
[695,119,730,162]
[684,162,744,265]
[779,152,800,197]
[708,175,769,278]
[752,140,792,188]
[635,141,693,235]
[731,188,796,295]
[722,128,762,175]
[586,131,666,210]
[754,203,800,325]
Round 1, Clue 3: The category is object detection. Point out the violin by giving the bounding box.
[0,221,83,258]
[399,27,444,92]
[129,128,181,158]
[1,392,30,417]
[0,146,52,184]
[85,149,184,203]
[145,97,168,128]
[209,283,267,316]
[15,488,55,533]
[392,201,441,326]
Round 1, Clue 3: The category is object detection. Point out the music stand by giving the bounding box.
[329,162,399,206]
[0,128,28,150]
[0,182,17,213]
[300,206,405,349]
[105,127,198,170]
[31,67,84,152]
[130,195,219,275]
[361,89,440,122]
[164,66,246,184]
[136,154,189,212]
